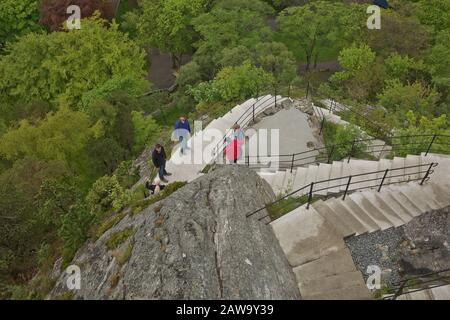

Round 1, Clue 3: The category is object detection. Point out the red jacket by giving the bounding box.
[224,138,244,161]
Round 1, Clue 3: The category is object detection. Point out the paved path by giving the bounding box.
[250,108,318,157]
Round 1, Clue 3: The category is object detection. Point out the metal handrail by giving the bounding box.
[325,99,391,138]
[244,134,449,172]
[382,268,450,300]
[246,162,438,222]
[212,94,279,157]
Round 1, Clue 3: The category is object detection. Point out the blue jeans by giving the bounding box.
[179,134,188,153]
[158,162,168,180]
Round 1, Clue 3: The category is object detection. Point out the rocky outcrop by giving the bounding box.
[49,165,301,300]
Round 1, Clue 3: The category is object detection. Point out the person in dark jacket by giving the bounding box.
[174,115,191,155]
[145,178,165,195]
[152,144,171,182]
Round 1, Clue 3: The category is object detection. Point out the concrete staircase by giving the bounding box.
[258,154,444,197]
[269,153,450,299]
[163,95,290,183]
[394,285,450,300]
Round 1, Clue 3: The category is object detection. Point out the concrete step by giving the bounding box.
[404,155,422,181]
[293,247,356,284]
[328,161,343,193]
[327,198,373,235]
[282,171,296,194]
[426,183,450,207]
[292,167,308,195]
[348,160,379,191]
[299,271,368,299]
[312,200,356,238]
[376,159,392,184]
[358,191,404,227]
[270,206,345,267]
[430,285,450,300]
[385,186,423,217]
[258,172,277,186]
[271,171,287,196]
[349,192,396,230]
[389,157,406,184]
[397,184,441,212]
[340,197,380,234]
[366,139,387,158]
[374,192,415,223]
[305,165,319,186]
[315,163,332,195]
[304,283,373,300]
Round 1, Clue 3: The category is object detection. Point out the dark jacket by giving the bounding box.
[152,147,167,167]
[174,119,191,133]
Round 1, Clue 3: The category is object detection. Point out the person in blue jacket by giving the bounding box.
[174,115,191,155]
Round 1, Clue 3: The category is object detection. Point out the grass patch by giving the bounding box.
[130,181,187,215]
[266,195,319,220]
[105,227,136,251]
[110,273,121,288]
[53,291,75,300]
[93,211,128,240]
[112,243,134,266]
[130,184,147,205]
[201,163,213,174]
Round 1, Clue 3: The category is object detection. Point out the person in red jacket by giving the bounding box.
[224,138,244,163]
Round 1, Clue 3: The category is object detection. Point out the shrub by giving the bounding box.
[322,122,368,161]
[59,201,95,269]
[86,175,131,218]
[114,161,140,189]
[105,227,136,251]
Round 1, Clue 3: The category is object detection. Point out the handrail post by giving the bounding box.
[246,155,250,166]
[420,163,434,185]
[274,87,278,108]
[343,176,352,200]
[348,140,356,163]
[290,154,295,173]
[306,182,314,209]
[327,145,335,164]
[378,169,389,192]
[425,134,437,156]
[252,103,255,123]
[319,117,325,135]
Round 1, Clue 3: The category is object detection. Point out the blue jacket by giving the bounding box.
[174,119,191,133]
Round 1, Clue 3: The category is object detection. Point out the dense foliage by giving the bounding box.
[1,0,449,299]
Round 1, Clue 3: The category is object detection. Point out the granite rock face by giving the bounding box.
[49,165,301,300]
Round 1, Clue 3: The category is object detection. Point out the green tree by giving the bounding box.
[0,106,98,181]
[131,111,161,155]
[192,62,274,103]
[136,0,210,68]
[192,0,274,75]
[367,11,429,58]
[378,80,440,123]
[255,42,298,94]
[277,1,347,71]
[0,17,148,109]
[330,44,382,101]
[426,30,450,87]
[0,158,67,287]
[0,0,41,51]
[417,0,450,34]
